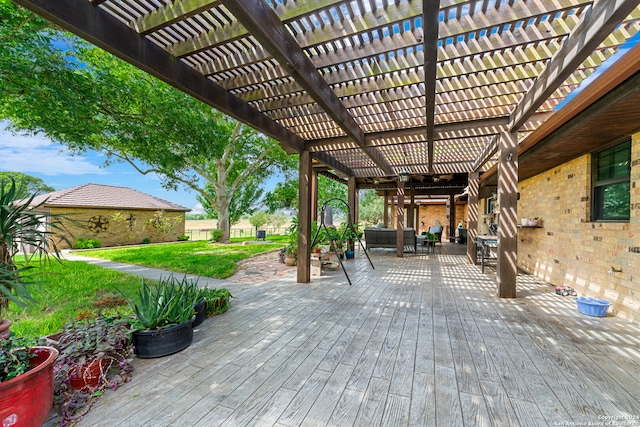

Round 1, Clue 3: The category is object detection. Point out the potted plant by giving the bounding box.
[197,288,233,316]
[0,336,59,427]
[51,316,133,425]
[0,178,68,338]
[283,243,298,266]
[123,276,200,358]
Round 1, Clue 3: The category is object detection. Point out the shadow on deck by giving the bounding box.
[71,244,640,426]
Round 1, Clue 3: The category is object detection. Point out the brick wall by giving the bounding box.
[389,202,466,240]
[50,207,186,249]
[516,133,640,322]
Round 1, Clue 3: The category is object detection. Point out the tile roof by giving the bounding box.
[27,184,189,211]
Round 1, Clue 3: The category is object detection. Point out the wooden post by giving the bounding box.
[467,171,479,265]
[348,176,358,223]
[408,188,415,233]
[446,192,456,242]
[383,191,389,227]
[497,131,518,298]
[311,169,318,222]
[396,182,405,258]
[297,151,312,283]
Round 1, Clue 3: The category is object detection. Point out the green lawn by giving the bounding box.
[78,238,287,278]
[7,259,145,339]
[7,238,287,339]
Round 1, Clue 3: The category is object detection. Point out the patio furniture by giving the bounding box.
[364,227,417,252]
[476,235,497,273]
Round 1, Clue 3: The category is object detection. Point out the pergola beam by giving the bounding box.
[14,0,353,177]
[423,0,440,173]
[508,0,640,132]
[221,0,394,176]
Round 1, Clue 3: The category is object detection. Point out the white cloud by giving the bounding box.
[0,124,107,176]
[191,203,204,214]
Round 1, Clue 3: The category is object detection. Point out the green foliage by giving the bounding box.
[0,172,54,199]
[177,235,190,241]
[197,288,233,316]
[141,238,151,244]
[185,213,207,220]
[83,240,284,279]
[0,178,67,317]
[73,238,102,249]
[1,9,294,243]
[52,316,133,426]
[123,276,200,331]
[264,179,298,213]
[0,335,36,382]
[358,189,384,226]
[209,229,224,242]
[249,211,269,229]
[7,259,145,339]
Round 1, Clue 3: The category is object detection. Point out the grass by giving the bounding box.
[7,236,288,339]
[78,238,287,278]
[7,258,145,340]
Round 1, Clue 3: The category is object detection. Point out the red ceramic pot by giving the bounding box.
[0,346,58,427]
[69,358,105,390]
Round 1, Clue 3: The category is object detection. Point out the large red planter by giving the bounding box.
[0,346,58,427]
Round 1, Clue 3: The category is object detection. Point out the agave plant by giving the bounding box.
[123,276,200,331]
[0,179,67,320]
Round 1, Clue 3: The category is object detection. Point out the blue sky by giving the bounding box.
[0,122,209,212]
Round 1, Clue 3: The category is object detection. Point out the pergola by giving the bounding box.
[16,0,640,296]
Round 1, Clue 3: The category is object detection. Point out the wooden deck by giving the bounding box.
[77,244,640,426]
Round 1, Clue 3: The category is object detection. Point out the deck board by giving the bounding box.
[69,245,640,427]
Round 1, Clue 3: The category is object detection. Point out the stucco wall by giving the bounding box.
[50,207,186,249]
[516,133,640,322]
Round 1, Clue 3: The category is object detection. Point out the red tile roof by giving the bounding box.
[27,184,189,211]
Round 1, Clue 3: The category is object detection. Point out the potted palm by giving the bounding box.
[123,275,200,358]
[0,179,66,426]
[0,178,68,334]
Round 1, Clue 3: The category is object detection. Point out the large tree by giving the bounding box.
[0,3,293,242]
[0,172,54,199]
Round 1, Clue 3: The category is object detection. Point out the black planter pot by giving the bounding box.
[193,299,206,327]
[132,317,194,358]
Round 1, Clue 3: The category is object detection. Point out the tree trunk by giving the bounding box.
[217,200,231,243]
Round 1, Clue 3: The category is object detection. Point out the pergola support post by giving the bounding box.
[383,191,389,227]
[408,189,415,233]
[348,176,358,223]
[311,170,318,222]
[447,192,456,242]
[396,182,405,258]
[467,172,479,264]
[297,150,312,283]
[497,131,519,297]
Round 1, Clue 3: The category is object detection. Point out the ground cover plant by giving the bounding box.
[79,239,287,279]
[7,258,144,339]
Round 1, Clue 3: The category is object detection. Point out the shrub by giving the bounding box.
[209,229,223,242]
[177,235,189,241]
[141,237,151,244]
[73,238,101,249]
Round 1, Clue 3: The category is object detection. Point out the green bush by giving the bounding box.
[141,237,151,244]
[210,229,223,242]
[73,238,102,249]
[177,235,190,241]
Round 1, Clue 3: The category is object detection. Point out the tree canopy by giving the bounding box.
[0,3,294,241]
[0,172,54,199]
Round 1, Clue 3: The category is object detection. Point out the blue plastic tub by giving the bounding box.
[575,296,611,317]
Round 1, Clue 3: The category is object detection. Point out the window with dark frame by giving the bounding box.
[592,139,631,221]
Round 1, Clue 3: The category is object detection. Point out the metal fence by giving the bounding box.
[184,227,289,241]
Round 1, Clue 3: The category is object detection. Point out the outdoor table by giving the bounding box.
[476,235,497,272]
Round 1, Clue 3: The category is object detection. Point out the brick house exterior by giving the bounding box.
[29,184,189,248]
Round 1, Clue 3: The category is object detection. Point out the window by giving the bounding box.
[592,139,631,221]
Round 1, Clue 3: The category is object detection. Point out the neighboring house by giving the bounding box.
[26,184,189,249]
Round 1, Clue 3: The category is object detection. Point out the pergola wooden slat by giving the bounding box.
[14,0,640,295]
